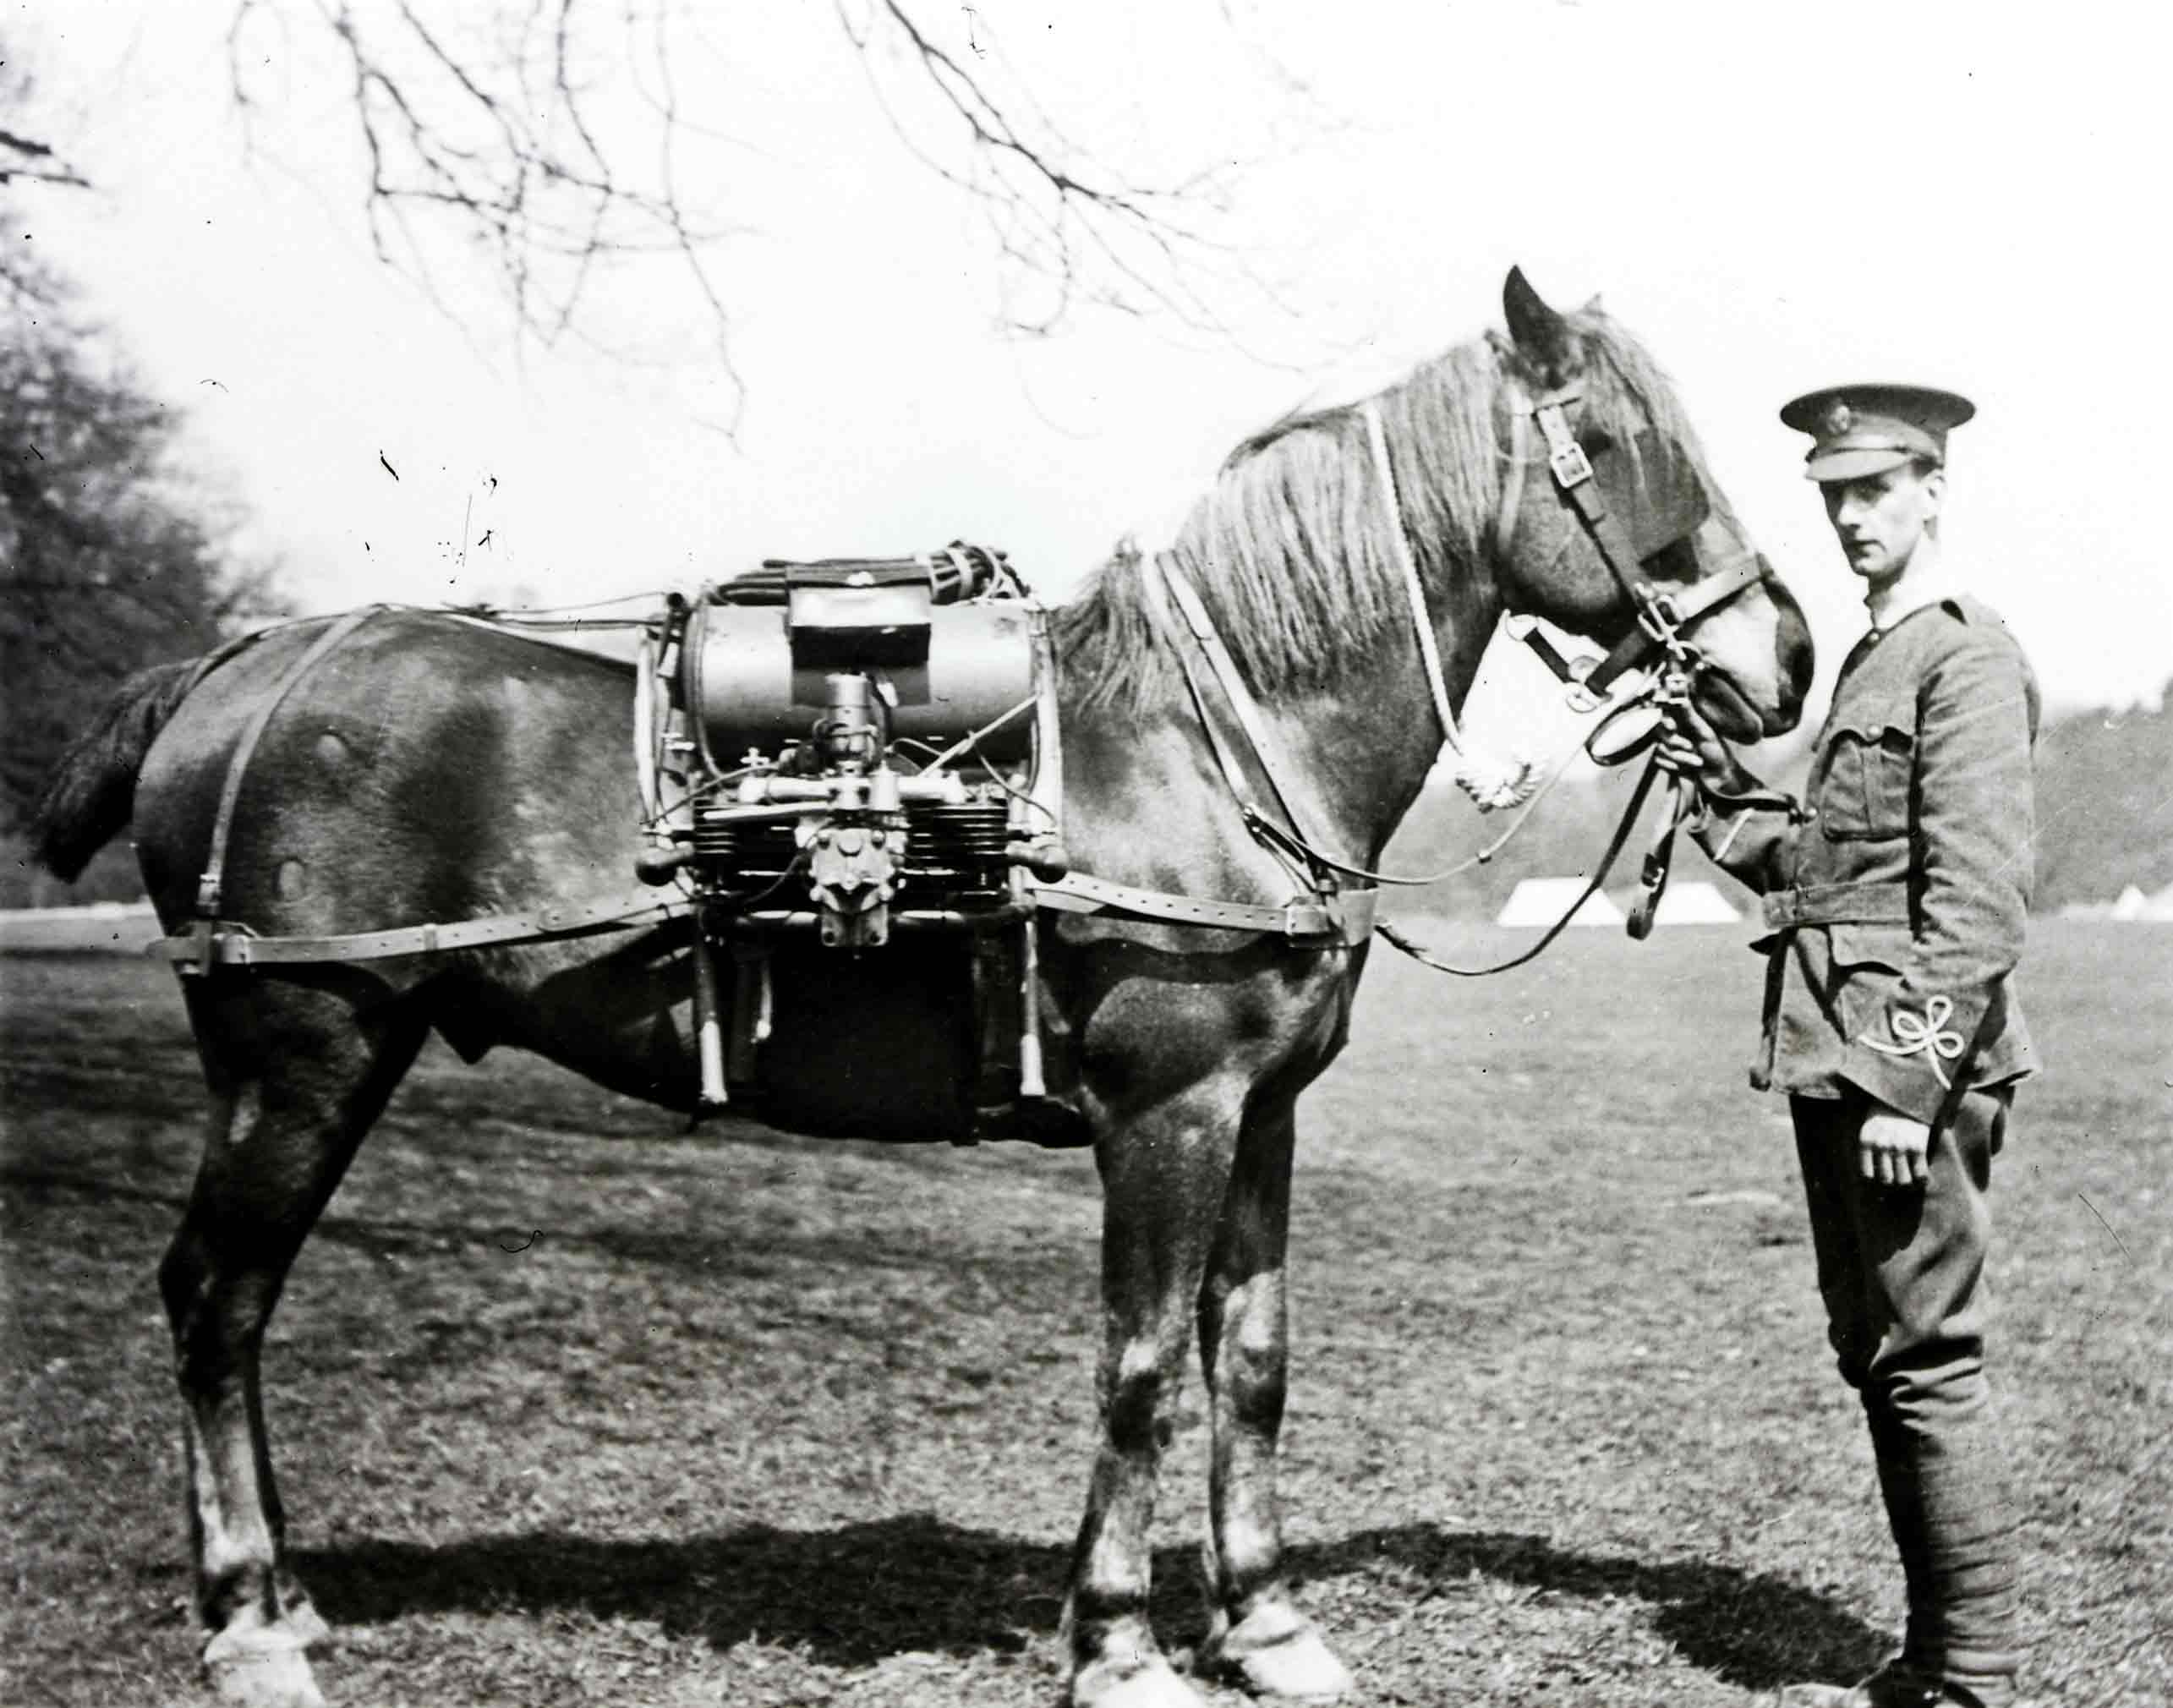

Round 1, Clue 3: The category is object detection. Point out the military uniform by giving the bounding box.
[1689,386,2036,1708]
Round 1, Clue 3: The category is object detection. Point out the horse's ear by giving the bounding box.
[1502,266,1579,386]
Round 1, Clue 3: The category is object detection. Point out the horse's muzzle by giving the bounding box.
[1693,668,1768,743]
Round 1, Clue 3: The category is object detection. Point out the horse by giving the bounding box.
[32,269,1813,1708]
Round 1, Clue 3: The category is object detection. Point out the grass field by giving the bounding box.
[3,922,2167,1707]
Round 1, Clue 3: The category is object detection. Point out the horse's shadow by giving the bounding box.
[297,1514,1884,1689]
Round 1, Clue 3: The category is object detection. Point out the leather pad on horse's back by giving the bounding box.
[751,939,979,1141]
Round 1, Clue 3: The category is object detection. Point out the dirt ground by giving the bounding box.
[3,922,2167,1706]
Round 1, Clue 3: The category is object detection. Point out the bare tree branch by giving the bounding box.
[0,123,90,189]
[218,0,1281,401]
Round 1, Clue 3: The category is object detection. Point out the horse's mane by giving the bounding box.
[1053,305,1721,712]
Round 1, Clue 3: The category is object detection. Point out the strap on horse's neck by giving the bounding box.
[1360,399,1534,812]
[1138,551,1346,886]
[1360,400,1469,767]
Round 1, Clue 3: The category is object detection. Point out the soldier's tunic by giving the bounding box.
[1694,588,2038,1705]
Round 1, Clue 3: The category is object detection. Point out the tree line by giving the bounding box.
[4,57,280,895]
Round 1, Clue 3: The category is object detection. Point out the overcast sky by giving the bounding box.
[15,2,2172,753]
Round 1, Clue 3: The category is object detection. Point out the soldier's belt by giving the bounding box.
[1761,880,1912,930]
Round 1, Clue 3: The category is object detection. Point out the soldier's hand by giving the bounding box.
[1653,701,1734,782]
[1860,1109,1932,1188]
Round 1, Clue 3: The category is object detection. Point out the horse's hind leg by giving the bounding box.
[1196,1103,1352,1700]
[161,980,426,1708]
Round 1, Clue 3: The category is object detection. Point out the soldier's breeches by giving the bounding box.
[1791,1087,2022,1704]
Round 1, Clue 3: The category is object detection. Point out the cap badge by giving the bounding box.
[1821,400,1854,437]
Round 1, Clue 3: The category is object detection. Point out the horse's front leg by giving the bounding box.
[1197,1103,1353,1700]
[1065,1090,1238,1708]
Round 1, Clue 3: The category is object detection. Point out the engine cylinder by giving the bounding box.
[683,601,1037,770]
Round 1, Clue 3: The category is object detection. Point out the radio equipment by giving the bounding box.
[633,544,1068,1125]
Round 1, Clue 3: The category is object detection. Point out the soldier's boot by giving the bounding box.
[1770,1664,1994,1706]
[1880,1412,2022,1708]
[1776,1415,2022,1708]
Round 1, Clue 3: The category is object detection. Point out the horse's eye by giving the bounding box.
[1578,425,1615,456]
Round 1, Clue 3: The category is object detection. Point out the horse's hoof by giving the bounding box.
[1072,1653,1208,1708]
[279,1600,332,1651]
[205,1624,327,1708]
[1208,1607,1355,1701]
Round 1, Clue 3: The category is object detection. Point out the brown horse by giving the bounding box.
[33,270,1811,1708]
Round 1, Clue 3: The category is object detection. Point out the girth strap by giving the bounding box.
[162,892,696,970]
[165,875,1370,966]
[1032,871,1377,948]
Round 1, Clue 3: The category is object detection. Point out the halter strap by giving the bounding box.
[1504,388,1771,698]
[1492,402,1531,562]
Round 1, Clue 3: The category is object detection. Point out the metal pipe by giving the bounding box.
[729,905,1029,933]
[633,632,660,824]
[737,772,965,805]
[691,928,728,1109]
[1017,897,1045,1098]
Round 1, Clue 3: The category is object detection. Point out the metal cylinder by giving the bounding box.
[685,600,1037,769]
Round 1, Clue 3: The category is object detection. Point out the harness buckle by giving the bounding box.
[1534,402,1594,490]
[1548,439,1594,490]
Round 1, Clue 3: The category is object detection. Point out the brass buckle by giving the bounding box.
[1534,403,1593,490]
[1549,439,1593,490]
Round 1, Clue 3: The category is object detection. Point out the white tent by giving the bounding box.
[2110,884,2151,920]
[1496,877,1623,928]
[1647,880,1741,925]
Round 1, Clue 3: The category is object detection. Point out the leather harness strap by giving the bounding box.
[194,606,386,920]
[1377,753,1668,977]
[166,605,706,977]
[1140,552,1346,868]
[1362,401,1462,769]
[1086,551,1371,945]
[162,892,696,969]
[1032,871,1377,948]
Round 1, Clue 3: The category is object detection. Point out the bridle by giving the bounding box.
[1185,380,1787,969]
[1494,385,1772,712]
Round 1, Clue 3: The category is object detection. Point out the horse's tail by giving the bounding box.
[32,660,203,880]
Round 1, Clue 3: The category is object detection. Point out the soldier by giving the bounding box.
[1658,385,2036,1708]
